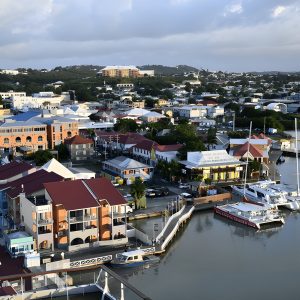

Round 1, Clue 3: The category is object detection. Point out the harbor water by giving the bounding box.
[54,156,300,300]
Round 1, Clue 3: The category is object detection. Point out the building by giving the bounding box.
[230,142,268,163]
[180,150,244,182]
[64,135,94,160]
[5,231,34,257]
[3,169,63,228]
[0,119,48,152]
[140,111,166,123]
[265,103,287,114]
[44,178,128,251]
[132,139,183,164]
[20,194,54,252]
[100,66,140,78]
[0,70,19,75]
[99,66,154,78]
[102,156,154,183]
[11,92,66,110]
[0,161,36,228]
[0,91,26,99]
[175,106,208,119]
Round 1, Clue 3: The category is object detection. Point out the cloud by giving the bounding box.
[272,5,287,17]
[0,0,299,71]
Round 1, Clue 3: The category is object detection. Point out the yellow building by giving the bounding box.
[180,150,245,182]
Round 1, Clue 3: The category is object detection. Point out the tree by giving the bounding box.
[130,178,146,209]
[55,143,69,161]
[206,127,217,149]
[32,150,53,166]
[0,95,2,105]
[114,119,138,133]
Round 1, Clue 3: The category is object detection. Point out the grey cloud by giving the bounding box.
[0,0,300,71]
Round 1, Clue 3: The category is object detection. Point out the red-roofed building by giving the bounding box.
[94,131,146,153]
[0,161,35,184]
[64,135,94,160]
[4,169,64,227]
[132,139,183,164]
[231,142,268,163]
[44,178,128,251]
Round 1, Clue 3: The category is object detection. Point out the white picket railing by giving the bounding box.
[161,206,195,250]
[155,205,185,243]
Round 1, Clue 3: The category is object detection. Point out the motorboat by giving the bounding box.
[232,181,299,210]
[110,249,159,268]
[214,202,285,229]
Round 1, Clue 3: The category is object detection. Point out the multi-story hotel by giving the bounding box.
[100,66,154,78]
[0,120,48,152]
[44,178,128,251]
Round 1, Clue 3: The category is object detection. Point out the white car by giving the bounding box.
[179,184,189,189]
[180,192,192,199]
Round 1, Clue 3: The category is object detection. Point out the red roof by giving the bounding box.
[64,135,93,145]
[5,170,64,199]
[0,161,33,180]
[156,144,183,152]
[133,139,158,151]
[0,286,17,296]
[85,177,127,206]
[197,100,218,106]
[44,177,126,210]
[233,142,264,158]
[0,246,25,277]
[44,180,99,210]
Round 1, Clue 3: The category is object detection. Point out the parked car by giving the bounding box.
[179,183,189,189]
[146,189,156,197]
[147,186,169,197]
[180,192,193,199]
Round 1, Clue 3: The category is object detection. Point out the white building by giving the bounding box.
[0,91,26,99]
[207,106,224,118]
[0,69,19,75]
[175,105,208,118]
[12,92,67,110]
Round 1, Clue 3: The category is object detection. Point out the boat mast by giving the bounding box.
[243,121,252,196]
[295,118,300,196]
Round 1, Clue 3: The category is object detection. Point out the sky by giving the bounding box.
[0,0,300,72]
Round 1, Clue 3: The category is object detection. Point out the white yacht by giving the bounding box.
[232,181,299,210]
[214,202,285,229]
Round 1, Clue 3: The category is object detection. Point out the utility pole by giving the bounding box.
[232,111,235,132]
[263,117,266,135]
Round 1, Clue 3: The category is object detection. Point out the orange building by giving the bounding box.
[44,178,128,251]
[100,66,141,78]
[45,118,78,149]
[0,120,47,152]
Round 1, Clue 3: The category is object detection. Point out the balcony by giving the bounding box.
[68,215,97,223]
[68,216,83,223]
[57,230,67,237]
[38,229,52,235]
[84,214,97,221]
[35,218,53,225]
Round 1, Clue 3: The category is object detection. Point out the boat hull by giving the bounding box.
[214,206,259,229]
[110,261,146,268]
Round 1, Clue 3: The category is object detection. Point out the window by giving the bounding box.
[15,137,21,143]
[26,136,32,143]
[4,138,9,144]
[67,131,72,137]
[38,136,43,142]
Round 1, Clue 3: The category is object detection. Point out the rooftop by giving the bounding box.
[0,161,34,181]
[64,134,93,145]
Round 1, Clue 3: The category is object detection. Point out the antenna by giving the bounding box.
[21,184,24,192]
[243,121,252,196]
[295,118,300,196]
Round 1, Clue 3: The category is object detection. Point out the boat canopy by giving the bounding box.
[230,203,271,212]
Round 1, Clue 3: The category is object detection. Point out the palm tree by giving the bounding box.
[130,178,146,209]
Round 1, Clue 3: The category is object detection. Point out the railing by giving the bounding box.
[160,206,194,250]
[68,215,97,223]
[155,205,185,243]
[36,219,53,225]
[57,230,67,237]
[70,255,113,268]
[84,214,97,221]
